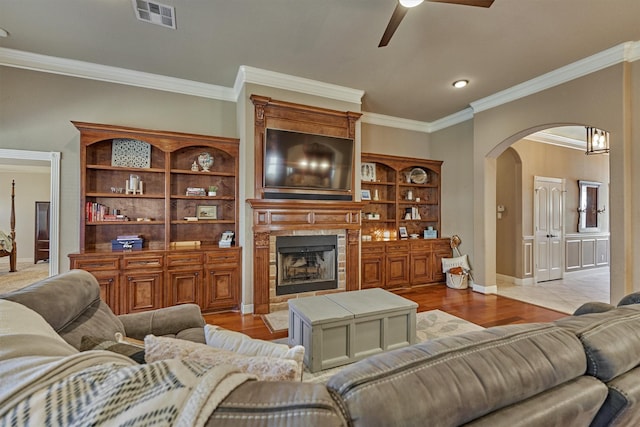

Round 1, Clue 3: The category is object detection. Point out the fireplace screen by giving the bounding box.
[276,235,338,295]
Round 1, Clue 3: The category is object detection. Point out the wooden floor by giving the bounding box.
[202,285,568,341]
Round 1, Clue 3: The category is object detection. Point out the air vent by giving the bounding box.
[132,0,176,29]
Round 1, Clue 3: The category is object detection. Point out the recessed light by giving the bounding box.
[452,79,469,89]
[0,28,9,38]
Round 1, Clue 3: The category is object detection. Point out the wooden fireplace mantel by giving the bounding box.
[248,95,364,314]
[247,199,365,314]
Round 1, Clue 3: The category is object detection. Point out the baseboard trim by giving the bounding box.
[472,282,498,294]
[496,273,535,286]
[241,303,254,315]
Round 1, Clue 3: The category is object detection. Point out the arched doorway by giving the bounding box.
[493,129,610,312]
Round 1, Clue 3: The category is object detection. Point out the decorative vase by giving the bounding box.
[197,152,214,172]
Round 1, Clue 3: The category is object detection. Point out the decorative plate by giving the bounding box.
[410,168,428,184]
[111,139,151,168]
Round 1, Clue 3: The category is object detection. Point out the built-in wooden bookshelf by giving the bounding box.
[360,153,450,289]
[69,122,241,314]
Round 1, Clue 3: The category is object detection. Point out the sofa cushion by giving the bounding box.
[205,324,304,361]
[589,366,640,427]
[467,376,607,426]
[0,270,126,349]
[327,323,588,427]
[0,299,77,356]
[555,304,640,381]
[145,335,301,381]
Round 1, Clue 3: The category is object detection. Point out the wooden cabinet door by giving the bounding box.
[92,271,120,314]
[361,254,385,289]
[202,265,238,311]
[386,242,410,288]
[122,271,163,313]
[166,268,201,307]
[431,241,453,284]
[410,252,432,285]
[386,253,410,287]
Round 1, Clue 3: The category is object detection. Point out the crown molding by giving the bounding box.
[234,65,364,105]
[524,131,585,151]
[1,40,638,134]
[429,108,474,132]
[0,47,236,101]
[470,41,637,114]
[360,112,430,133]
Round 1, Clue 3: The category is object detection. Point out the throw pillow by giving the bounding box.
[145,335,301,381]
[204,324,304,361]
[0,299,77,356]
[80,336,146,364]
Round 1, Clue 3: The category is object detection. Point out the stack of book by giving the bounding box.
[111,234,144,251]
[186,187,206,196]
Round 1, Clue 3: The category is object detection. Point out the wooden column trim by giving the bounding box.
[253,231,271,314]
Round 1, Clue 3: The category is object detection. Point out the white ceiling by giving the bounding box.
[1,0,639,124]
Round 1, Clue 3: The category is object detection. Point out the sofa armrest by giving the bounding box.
[573,301,615,316]
[118,304,205,341]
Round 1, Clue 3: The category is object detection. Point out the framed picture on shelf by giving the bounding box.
[361,162,377,182]
[196,205,217,220]
[361,189,372,200]
[398,226,408,239]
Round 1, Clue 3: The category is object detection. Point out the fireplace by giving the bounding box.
[276,235,337,295]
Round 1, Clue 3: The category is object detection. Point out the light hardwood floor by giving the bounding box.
[203,284,568,341]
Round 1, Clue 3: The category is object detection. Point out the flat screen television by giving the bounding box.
[263,128,354,199]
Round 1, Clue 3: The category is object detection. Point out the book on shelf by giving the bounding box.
[186,187,206,196]
[116,234,142,241]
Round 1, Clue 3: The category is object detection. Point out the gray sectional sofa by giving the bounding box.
[1,269,639,426]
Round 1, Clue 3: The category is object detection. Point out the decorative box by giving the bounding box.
[111,239,143,251]
[423,229,438,239]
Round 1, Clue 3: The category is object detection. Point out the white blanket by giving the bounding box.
[0,300,253,427]
[2,357,252,426]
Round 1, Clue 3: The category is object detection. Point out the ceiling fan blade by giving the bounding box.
[428,0,494,7]
[378,3,409,47]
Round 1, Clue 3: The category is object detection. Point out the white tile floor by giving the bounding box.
[496,267,610,314]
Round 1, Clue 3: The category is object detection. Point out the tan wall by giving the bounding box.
[513,139,610,236]
[473,64,631,302]
[361,123,430,158]
[496,141,609,278]
[0,67,237,274]
[0,170,50,263]
[430,120,475,268]
[496,148,520,277]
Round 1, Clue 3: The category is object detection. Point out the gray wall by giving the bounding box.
[0,66,237,274]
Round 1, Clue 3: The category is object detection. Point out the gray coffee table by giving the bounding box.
[288,288,417,372]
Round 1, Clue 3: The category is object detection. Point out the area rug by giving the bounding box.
[266,309,485,383]
[0,262,49,295]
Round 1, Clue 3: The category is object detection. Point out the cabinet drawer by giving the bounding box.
[167,253,203,267]
[386,242,409,253]
[362,242,385,255]
[205,250,239,265]
[71,256,119,271]
[122,254,164,269]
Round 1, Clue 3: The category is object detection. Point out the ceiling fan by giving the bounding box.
[378,0,495,47]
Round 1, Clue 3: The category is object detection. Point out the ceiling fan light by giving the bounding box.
[453,79,469,88]
[399,0,424,8]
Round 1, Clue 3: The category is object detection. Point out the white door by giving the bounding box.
[534,177,564,282]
